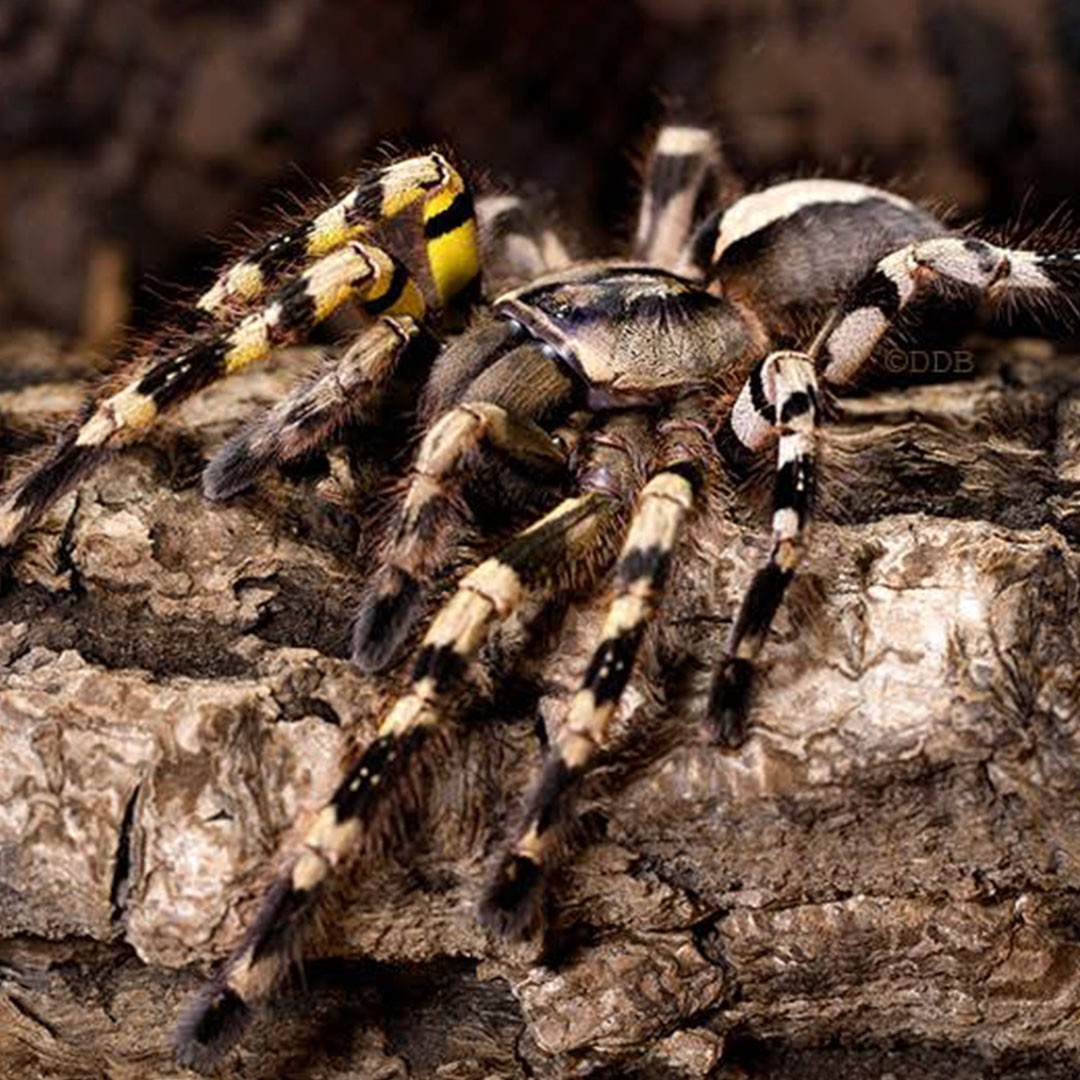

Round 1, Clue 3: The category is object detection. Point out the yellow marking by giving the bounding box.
[386,276,427,319]
[516,824,549,862]
[461,558,523,617]
[423,187,457,220]
[198,261,265,314]
[292,849,329,891]
[303,804,361,862]
[113,387,159,432]
[228,263,264,300]
[379,154,447,216]
[224,316,271,373]
[360,248,397,305]
[309,203,361,255]
[379,694,438,737]
[427,220,480,305]
[76,385,159,446]
[307,244,375,320]
[775,537,802,573]
[424,589,495,655]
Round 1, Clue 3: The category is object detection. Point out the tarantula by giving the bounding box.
[0,123,1077,1070]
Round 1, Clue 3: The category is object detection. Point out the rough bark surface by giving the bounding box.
[1,336,1079,1079]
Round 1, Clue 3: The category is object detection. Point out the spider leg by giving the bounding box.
[480,454,702,938]
[174,475,628,1071]
[0,242,425,561]
[202,315,439,501]
[198,152,481,317]
[708,351,819,747]
[815,237,1080,386]
[634,124,724,271]
[476,193,571,288]
[352,344,582,672]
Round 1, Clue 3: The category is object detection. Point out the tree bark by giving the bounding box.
[1,336,1079,1079]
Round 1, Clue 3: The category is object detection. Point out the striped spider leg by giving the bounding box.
[350,198,582,671]
[174,426,640,1070]
[0,153,482,566]
[351,332,582,672]
[707,351,819,747]
[634,123,725,271]
[706,236,1080,746]
[480,411,715,937]
[198,151,481,317]
[201,315,439,502]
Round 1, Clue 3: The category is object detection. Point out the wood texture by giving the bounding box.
[1,337,1079,1078]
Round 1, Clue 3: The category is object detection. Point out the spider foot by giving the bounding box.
[174,981,252,1074]
[478,852,545,940]
[705,655,754,749]
[351,567,422,672]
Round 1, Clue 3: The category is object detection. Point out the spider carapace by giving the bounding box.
[0,124,1077,1070]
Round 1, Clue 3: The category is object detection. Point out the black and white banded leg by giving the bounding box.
[480,462,699,938]
[708,351,819,748]
[174,478,628,1070]
[634,124,722,271]
[352,346,581,673]
[815,238,1080,386]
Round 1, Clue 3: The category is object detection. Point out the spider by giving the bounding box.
[0,123,1077,1071]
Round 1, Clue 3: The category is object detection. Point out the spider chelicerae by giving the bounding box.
[0,123,1077,1070]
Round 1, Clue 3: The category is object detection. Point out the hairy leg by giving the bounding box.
[173,438,633,1070]
[199,152,481,317]
[202,315,440,501]
[709,351,819,747]
[0,243,426,560]
[814,238,1080,386]
[634,124,724,271]
[352,344,583,671]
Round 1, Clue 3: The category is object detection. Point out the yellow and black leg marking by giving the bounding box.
[199,152,482,316]
[0,242,424,561]
[476,193,571,287]
[480,463,699,939]
[708,351,819,748]
[352,397,570,672]
[814,238,1080,386]
[175,489,621,1070]
[202,315,439,501]
[634,124,722,271]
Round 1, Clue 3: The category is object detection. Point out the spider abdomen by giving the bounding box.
[711,179,946,331]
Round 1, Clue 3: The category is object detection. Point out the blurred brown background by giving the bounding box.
[1,0,1079,338]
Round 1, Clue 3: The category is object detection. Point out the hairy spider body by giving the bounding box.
[1,124,1078,1071]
